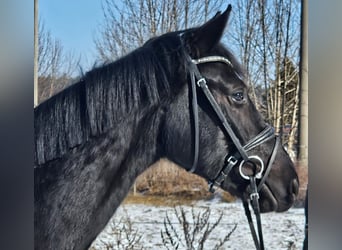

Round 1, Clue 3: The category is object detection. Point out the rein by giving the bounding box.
[186,55,279,250]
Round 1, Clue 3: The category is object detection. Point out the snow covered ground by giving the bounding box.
[90,200,305,250]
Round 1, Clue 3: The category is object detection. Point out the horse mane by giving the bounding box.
[35,43,176,166]
[34,28,245,166]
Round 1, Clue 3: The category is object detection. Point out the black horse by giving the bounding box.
[34,5,298,250]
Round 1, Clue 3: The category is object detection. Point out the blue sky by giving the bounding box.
[40,0,104,71]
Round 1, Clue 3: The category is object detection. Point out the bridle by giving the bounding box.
[185,55,280,250]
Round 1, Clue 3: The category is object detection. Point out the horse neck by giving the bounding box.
[34,105,164,250]
[99,106,164,204]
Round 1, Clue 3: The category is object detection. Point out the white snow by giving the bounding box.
[89,200,305,250]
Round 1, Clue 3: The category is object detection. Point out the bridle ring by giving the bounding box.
[238,155,264,180]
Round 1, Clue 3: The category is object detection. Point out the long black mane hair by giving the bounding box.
[35,36,183,165]
[34,32,243,166]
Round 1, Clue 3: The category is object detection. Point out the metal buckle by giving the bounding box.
[208,156,239,193]
[226,155,238,165]
[196,78,206,87]
[250,192,259,200]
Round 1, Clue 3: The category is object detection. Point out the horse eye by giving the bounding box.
[232,91,244,102]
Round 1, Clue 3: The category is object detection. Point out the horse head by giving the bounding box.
[146,5,299,213]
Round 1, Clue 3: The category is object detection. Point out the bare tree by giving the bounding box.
[161,206,237,250]
[270,0,300,152]
[94,0,225,62]
[229,0,301,157]
[38,20,80,103]
[89,210,144,250]
[228,1,261,105]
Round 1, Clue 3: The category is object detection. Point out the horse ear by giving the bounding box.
[183,4,232,56]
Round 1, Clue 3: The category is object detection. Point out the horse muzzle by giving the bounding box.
[257,177,299,212]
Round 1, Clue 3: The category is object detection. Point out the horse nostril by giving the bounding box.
[292,179,299,195]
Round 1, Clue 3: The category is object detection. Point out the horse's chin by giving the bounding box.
[228,182,294,213]
[257,184,294,213]
[258,185,278,212]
